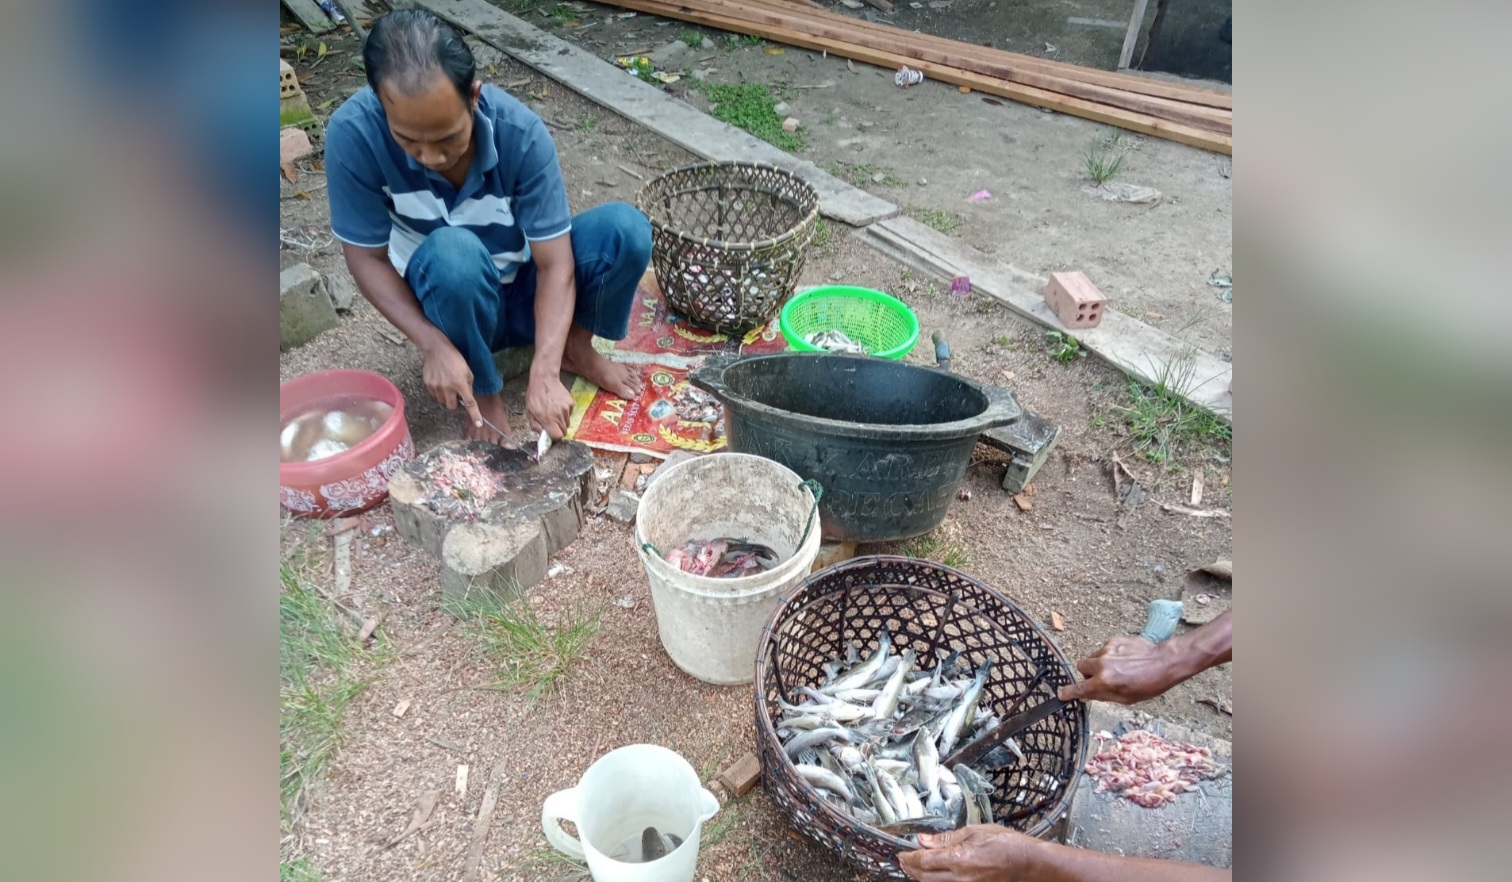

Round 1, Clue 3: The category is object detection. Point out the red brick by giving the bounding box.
[280,127,313,166]
[1043,271,1107,329]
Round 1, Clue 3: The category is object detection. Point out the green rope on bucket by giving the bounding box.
[797,479,824,550]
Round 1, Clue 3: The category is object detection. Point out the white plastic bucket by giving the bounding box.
[541,744,720,882]
[635,453,822,685]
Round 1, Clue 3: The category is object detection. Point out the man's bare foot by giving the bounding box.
[563,330,643,400]
[461,393,516,447]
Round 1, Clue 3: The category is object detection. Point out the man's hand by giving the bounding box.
[899,825,1042,882]
[525,373,574,440]
[422,341,483,428]
[1059,609,1232,705]
[1057,635,1177,704]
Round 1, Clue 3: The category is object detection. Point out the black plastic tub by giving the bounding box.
[691,353,1021,542]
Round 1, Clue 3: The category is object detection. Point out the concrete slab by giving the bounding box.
[857,217,1232,424]
[413,0,898,226]
[1065,704,1232,867]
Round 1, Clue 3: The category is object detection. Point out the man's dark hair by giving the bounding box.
[363,9,476,102]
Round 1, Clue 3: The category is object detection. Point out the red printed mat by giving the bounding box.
[614,271,791,357]
[564,273,795,458]
[565,363,726,458]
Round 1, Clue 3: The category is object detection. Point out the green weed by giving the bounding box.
[904,204,963,234]
[699,82,805,151]
[725,33,765,49]
[446,588,602,701]
[1110,356,1232,463]
[1044,330,1083,363]
[1082,132,1129,184]
[545,3,577,23]
[575,112,598,132]
[679,30,703,48]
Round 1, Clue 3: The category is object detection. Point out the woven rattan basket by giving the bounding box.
[637,161,821,335]
[754,556,1088,880]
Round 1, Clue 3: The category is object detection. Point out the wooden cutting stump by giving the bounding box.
[388,439,595,602]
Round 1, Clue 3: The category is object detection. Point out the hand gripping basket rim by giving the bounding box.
[635,160,823,254]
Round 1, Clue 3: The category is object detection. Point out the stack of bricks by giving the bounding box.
[1043,271,1107,330]
[280,58,325,147]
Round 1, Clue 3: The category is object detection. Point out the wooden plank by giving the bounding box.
[668,0,1231,110]
[411,0,899,225]
[605,0,1230,152]
[1118,0,1152,70]
[856,218,1232,423]
[680,0,1228,133]
[283,0,336,33]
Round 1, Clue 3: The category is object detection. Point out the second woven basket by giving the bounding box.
[637,161,820,335]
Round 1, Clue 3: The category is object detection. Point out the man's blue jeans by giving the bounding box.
[404,201,652,397]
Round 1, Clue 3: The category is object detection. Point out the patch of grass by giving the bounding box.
[446,588,602,701]
[904,204,964,234]
[822,115,837,126]
[830,161,904,188]
[1082,131,1129,184]
[1110,356,1233,463]
[698,81,805,151]
[811,217,834,249]
[545,3,577,23]
[679,29,704,48]
[280,858,323,882]
[725,33,765,49]
[1044,330,1084,363]
[575,111,598,132]
[280,544,370,830]
[517,847,590,880]
[900,531,971,569]
[700,794,749,849]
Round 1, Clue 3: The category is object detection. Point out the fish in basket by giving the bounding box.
[754,556,1088,880]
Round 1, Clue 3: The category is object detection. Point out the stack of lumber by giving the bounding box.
[599,0,1231,154]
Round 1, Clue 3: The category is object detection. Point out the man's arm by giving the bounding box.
[523,233,575,437]
[340,242,481,427]
[899,826,1230,882]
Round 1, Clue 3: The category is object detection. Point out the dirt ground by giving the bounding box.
[279,19,1231,882]
[516,1,1234,358]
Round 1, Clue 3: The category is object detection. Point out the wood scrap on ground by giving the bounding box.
[384,789,442,849]
[463,763,507,880]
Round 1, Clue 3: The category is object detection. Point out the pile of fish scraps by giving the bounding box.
[408,448,499,521]
[1085,729,1225,808]
[775,628,1059,843]
[665,538,780,578]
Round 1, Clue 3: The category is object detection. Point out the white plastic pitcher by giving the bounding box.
[541,744,720,882]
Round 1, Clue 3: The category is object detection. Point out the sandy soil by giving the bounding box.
[279,22,1231,882]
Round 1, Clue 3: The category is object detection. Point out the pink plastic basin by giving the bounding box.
[279,369,413,518]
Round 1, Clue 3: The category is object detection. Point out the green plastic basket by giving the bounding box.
[779,286,920,360]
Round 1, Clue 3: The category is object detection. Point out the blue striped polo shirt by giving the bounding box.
[324,84,570,283]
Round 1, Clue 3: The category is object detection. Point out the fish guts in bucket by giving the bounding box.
[541,744,720,882]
